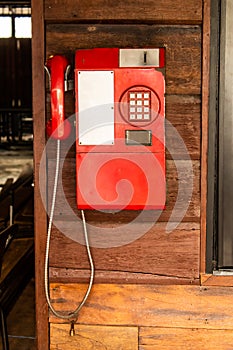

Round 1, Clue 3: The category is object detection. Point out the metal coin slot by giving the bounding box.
[119,48,160,67]
[144,51,147,65]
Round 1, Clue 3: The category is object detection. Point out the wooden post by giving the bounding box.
[31,0,49,348]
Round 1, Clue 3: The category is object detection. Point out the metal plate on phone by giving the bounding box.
[119,49,160,67]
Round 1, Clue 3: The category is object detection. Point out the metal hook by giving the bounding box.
[44,65,51,90]
[44,64,71,91]
[64,65,71,92]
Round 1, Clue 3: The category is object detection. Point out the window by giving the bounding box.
[15,16,31,38]
[0,6,31,38]
[0,17,12,38]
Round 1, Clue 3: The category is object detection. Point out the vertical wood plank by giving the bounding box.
[200,0,211,274]
[31,0,48,348]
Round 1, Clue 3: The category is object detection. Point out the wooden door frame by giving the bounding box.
[31,0,49,348]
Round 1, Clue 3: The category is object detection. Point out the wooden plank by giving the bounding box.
[160,159,200,222]
[44,0,202,24]
[31,0,48,349]
[46,24,201,95]
[50,267,200,285]
[200,0,211,273]
[47,158,200,222]
[50,324,138,350]
[49,283,233,330]
[201,274,233,287]
[139,327,233,350]
[49,223,200,281]
[166,95,200,160]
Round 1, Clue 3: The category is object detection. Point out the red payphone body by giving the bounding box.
[47,48,166,211]
[75,48,165,210]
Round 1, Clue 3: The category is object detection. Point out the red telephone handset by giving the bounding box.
[45,55,71,140]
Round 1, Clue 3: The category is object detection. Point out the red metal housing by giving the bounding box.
[75,48,166,210]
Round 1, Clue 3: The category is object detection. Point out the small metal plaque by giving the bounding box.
[119,49,160,67]
[125,130,152,146]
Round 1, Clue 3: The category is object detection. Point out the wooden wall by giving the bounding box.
[45,7,202,285]
[30,0,226,349]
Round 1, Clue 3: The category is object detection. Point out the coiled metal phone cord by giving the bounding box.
[44,139,94,334]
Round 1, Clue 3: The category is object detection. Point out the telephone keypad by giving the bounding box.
[128,91,151,121]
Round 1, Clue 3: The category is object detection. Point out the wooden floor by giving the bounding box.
[0,278,36,350]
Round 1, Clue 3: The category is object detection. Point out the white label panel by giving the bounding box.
[78,71,114,145]
[119,48,160,67]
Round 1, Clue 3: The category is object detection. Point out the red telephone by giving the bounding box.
[45,55,71,140]
[46,48,166,210]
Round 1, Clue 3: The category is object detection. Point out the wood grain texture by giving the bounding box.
[166,95,200,160]
[49,223,200,281]
[50,324,138,350]
[46,24,201,95]
[49,283,233,330]
[139,327,233,349]
[44,0,202,23]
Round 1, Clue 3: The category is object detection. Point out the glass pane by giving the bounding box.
[15,16,31,38]
[0,17,12,38]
